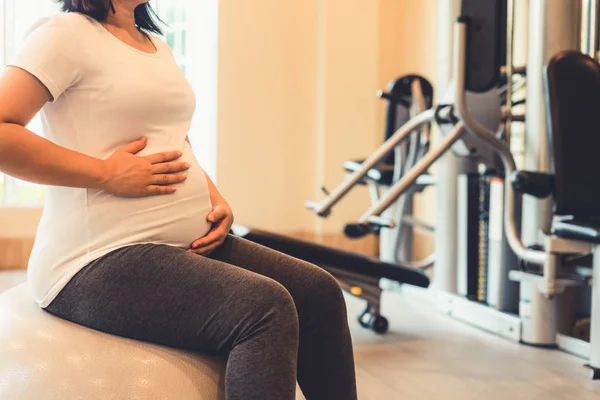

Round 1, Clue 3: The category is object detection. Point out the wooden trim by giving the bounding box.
[0,238,34,270]
[0,230,434,271]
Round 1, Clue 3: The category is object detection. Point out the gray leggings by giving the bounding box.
[45,235,357,400]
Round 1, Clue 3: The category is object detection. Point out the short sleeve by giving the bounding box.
[7,15,83,102]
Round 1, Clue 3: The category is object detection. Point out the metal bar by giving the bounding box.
[386,175,410,263]
[358,121,465,223]
[583,0,591,55]
[591,0,600,58]
[496,76,527,97]
[401,216,435,232]
[505,0,515,144]
[434,0,461,296]
[398,253,436,270]
[437,291,522,342]
[590,246,600,373]
[454,20,547,266]
[305,108,435,217]
[367,181,381,204]
[543,254,558,297]
[557,333,590,360]
[500,65,527,76]
[582,0,600,58]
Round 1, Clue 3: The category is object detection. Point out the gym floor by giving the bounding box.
[332,289,600,400]
[2,272,599,400]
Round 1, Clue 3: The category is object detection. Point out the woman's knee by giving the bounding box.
[253,279,299,333]
[231,278,299,350]
[294,264,347,317]
[312,268,345,306]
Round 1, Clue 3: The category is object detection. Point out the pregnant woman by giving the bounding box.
[0,1,357,399]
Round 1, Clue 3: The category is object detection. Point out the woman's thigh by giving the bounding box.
[209,235,346,319]
[45,243,297,353]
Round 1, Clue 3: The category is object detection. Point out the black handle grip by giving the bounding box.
[510,170,554,199]
[343,223,372,239]
[377,90,411,108]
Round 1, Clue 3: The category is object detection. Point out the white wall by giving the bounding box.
[216,0,318,233]
[0,208,41,238]
[218,0,439,236]
[312,0,381,234]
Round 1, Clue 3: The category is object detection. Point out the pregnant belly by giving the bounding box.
[85,150,213,250]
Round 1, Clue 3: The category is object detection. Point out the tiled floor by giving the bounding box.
[2,271,599,400]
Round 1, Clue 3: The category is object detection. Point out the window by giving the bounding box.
[0,0,218,206]
[0,0,59,207]
[153,0,219,179]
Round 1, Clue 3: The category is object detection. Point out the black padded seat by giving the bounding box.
[232,225,430,288]
[512,52,600,247]
[553,219,600,245]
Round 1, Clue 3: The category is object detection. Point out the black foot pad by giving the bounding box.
[357,311,389,334]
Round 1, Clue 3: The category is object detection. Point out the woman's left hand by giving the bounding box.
[188,204,234,255]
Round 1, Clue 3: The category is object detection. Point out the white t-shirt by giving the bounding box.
[8,12,213,307]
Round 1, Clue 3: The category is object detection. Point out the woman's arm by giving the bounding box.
[185,135,234,254]
[0,67,106,188]
[0,67,189,197]
[188,171,234,255]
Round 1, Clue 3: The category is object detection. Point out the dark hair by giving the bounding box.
[56,1,163,35]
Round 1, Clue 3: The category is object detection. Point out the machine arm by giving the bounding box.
[454,18,548,268]
[305,108,435,217]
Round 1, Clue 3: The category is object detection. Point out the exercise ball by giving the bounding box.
[0,283,226,400]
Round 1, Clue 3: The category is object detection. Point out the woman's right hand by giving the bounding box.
[100,137,190,197]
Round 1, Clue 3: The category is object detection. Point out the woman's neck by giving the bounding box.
[104,1,139,37]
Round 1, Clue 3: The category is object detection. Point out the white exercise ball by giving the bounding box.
[0,283,226,400]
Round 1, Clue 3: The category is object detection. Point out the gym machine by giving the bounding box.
[237,3,600,379]
[234,0,513,335]
[304,0,600,377]
[232,76,435,335]
[341,75,436,269]
[510,49,600,378]
[305,0,515,306]
[431,0,600,380]
[335,0,600,378]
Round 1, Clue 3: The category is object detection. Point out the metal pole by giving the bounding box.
[583,0,591,54]
[434,0,461,294]
[454,19,547,267]
[505,0,515,143]
[590,246,600,377]
[582,0,600,58]
[523,0,581,246]
[593,0,600,60]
